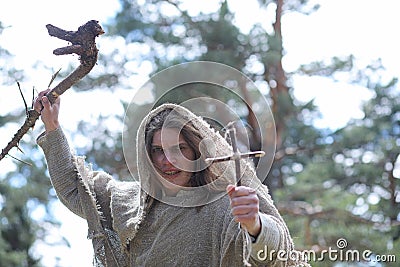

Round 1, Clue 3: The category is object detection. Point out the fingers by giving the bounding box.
[227,185,261,235]
[33,89,60,113]
[33,101,43,113]
[230,194,258,207]
[227,184,235,194]
[230,197,259,218]
[32,89,61,132]
[227,186,259,215]
[33,89,51,113]
[227,185,256,198]
[38,89,50,98]
[42,96,51,110]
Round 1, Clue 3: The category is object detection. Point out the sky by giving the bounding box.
[0,0,399,266]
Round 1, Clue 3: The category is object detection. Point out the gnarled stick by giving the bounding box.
[0,20,104,161]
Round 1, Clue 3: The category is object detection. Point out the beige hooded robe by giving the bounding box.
[37,103,309,267]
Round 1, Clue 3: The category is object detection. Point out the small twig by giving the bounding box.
[48,68,62,88]
[17,81,29,116]
[16,144,24,154]
[7,153,32,166]
[31,87,35,109]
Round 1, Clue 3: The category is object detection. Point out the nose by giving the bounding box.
[162,150,177,165]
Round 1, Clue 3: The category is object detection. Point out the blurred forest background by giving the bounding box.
[0,0,399,266]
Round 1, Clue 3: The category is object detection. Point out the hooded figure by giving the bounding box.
[36,95,308,266]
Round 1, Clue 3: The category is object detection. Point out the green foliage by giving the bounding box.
[275,64,400,266]
[0,139,59,266]
[0,186,40,266]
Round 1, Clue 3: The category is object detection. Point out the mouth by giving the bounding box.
[163,170,181,176]
[154,164,183,179]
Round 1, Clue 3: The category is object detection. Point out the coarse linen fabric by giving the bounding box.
[37,103,309,267]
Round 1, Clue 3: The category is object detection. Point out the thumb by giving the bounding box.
[226,184,236,194]
[42,96,51,110]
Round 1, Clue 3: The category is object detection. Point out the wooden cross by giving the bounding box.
[205,122,265,186]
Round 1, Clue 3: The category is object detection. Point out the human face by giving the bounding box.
[151,128,195,193]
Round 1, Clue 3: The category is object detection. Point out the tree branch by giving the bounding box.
[0,20,104,161]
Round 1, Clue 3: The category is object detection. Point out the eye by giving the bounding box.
[169,144,189,153]
[151,147,164,154]
[169,146,182,154]
[179,144,189,151]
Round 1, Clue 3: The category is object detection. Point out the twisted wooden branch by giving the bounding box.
[0,20,104,161]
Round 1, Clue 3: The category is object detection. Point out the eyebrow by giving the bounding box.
[151,142,188,149]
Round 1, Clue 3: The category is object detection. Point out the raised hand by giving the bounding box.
[227,185,261,237]
[34,89,60,132]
